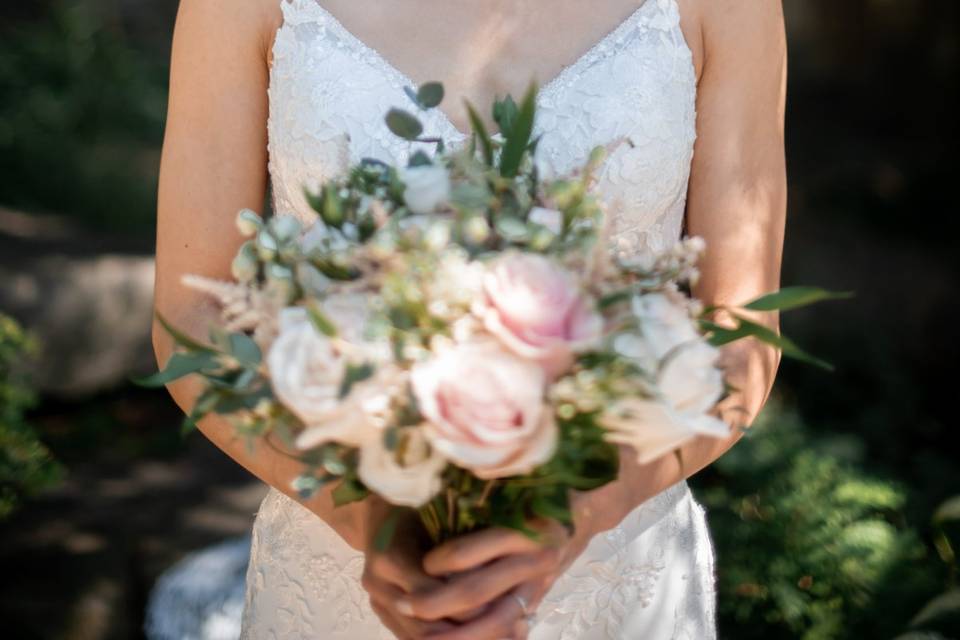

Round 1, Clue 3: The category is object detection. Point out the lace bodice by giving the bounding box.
[242,1,716,638]
[268,0,696,258]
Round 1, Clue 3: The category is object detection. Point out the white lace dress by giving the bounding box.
[239,0,717,637]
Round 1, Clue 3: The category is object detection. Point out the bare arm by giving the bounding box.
[153,0,381,549]
[576,0,787,534]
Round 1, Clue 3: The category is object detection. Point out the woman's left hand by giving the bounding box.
[394,518,592,640]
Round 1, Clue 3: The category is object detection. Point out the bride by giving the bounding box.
[152,0,786,637]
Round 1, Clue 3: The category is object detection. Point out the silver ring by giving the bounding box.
[513,594,530,615]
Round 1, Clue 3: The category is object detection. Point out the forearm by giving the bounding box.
[152,308,385,551]
[572,331,780,536]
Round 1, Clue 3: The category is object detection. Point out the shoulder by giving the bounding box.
[698,0,785,63]
[677,0,784,80]
[172,0,283,65]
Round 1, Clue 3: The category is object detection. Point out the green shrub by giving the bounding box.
[0,314,61,520]
[0,0,166,230]
[696,400,943,639]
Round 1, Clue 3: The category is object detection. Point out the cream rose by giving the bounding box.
[411,341,557,479]
[399,164,451,214]
[358,427,447,508]
[603,293,729,463]
[475,253,603,378]
[268,307,381,449]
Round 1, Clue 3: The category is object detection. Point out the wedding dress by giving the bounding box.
[238,0,717,637]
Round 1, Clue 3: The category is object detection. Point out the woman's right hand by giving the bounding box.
[360,502,457,639]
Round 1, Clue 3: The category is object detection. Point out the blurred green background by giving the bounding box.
[1,0,958,638]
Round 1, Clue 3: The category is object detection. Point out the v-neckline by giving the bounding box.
[305,0,654,138]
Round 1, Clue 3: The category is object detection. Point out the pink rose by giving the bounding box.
[410,341,557,479]
[475,253,603,377]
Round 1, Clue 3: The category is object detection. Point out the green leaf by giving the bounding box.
[599,290,632,310]
[531,489,573,525]
[465,101,494,166]
[339,362,375,399]
[292,474,324,500]
[742,286,855,312]
[229,333,261,367]
[385,108,424,140]
[732,314,835,371]
[373,509,401,552]
[934,495,960,524]
[495,216,529,241]
[416,82,445,108]
[408,150,432,167]
[909,589,960,629]
[499,82,537,178]
[155,313,216,353]
[132,351,217,387]
[492,94,518,136]
[306,302,339,337]
[332,476,370,507]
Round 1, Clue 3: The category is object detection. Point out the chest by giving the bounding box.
[267,0,698,257]
[305,0,664,134]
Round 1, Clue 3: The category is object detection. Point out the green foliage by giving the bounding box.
[0,315,61,520]
[0,1,166,230]
[698,400,941,639]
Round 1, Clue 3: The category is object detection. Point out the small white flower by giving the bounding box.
[528,206,564,235]
[399,164,451,214]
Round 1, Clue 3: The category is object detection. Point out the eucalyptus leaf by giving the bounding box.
[132,351,217,388]
[229,332,261,367]
[385,108,424,140]
[743,286,854,312]
[292,474,324,499]
[416,82,445,108]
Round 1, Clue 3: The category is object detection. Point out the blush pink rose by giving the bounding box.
[410,341,557,479]
[475,252,603,377]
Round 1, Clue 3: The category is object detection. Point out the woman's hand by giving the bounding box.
[361,505,457,639]
[395,518,593,640]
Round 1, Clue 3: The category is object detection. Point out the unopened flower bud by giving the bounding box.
[236,209,263,237]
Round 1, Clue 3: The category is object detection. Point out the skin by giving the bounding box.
[155,1,786,638]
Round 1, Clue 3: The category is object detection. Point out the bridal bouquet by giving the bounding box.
[144,82,844,546]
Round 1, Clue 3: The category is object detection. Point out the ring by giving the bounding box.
[513,594,530,615]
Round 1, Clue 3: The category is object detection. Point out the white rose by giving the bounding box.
[268,307,380,449]
[358,427,447,508]
[603,293,729,463]
[528,207,563,235]
[399,164,451,214]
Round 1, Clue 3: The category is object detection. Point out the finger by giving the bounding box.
[368,583,457,638]
[403,549,556,621]
[423,527,543,576]
[368,550,443,593]
[423,583,537,640]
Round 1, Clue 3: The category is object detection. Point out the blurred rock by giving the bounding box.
[0,207,157,397]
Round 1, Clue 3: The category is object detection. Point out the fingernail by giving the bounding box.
[395,598,414,617]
